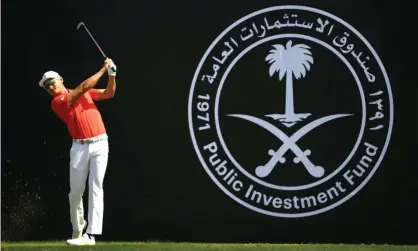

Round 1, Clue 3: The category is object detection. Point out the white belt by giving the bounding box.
[73,134,108,144]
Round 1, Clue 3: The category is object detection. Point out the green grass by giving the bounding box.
[1,242,418,251]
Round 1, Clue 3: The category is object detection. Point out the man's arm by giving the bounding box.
[67,59,111,105]
[90,75,116,101]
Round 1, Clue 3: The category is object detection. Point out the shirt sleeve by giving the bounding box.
[88,89,101,101]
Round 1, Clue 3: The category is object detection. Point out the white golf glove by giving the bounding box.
[107,62,117,76]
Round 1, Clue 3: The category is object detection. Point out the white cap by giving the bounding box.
[39,71,61,88]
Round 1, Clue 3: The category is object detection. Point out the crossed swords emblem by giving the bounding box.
[228,114,352,178]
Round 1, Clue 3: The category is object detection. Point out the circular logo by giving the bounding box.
[188,5,393,217]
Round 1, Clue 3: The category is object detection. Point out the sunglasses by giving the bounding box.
[43,79,56,89]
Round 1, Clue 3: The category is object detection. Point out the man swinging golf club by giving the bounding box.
[39,58,117,246]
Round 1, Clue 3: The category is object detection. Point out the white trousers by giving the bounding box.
[69,136,109,235]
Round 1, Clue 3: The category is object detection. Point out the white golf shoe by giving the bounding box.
[66,233,95,246]
[72,219,87,239]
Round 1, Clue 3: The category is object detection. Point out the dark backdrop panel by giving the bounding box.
[2,0,418,245]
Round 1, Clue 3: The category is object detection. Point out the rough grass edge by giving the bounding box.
[1,241,418,247]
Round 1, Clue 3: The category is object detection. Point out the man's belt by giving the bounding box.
[73,134,108,144]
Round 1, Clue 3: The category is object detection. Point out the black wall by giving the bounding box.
[2,0,418,245]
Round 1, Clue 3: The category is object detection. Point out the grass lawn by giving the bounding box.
[2,242,418,251]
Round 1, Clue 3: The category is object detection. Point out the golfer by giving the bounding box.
[39,58,116,246]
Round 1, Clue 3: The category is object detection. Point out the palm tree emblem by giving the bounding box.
[226,40,353,179]
[265,40,314,127]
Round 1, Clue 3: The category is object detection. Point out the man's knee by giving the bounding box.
[69,186,85,198]
[90,177,104,190]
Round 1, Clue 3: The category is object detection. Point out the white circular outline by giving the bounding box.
[214,34,366,191]
[188,5,394,218]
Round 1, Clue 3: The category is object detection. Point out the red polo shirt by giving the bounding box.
[52,89,106,139]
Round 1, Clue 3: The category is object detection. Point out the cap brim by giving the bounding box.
[39,77,49,88]
[39,71,61,88]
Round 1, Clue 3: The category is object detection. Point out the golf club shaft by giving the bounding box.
[79,23,116,72]
[82,25,107,58]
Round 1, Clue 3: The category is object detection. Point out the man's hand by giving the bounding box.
[105,58,117,76]
[89,58,117,102]
[103,58,112,69]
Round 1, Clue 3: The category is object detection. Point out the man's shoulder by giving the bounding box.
[51,92,71,113]
[52,89,87,103]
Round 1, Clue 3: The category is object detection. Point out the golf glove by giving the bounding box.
[107,63,117,76]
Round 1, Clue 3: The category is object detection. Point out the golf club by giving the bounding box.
[77,22,116,72]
